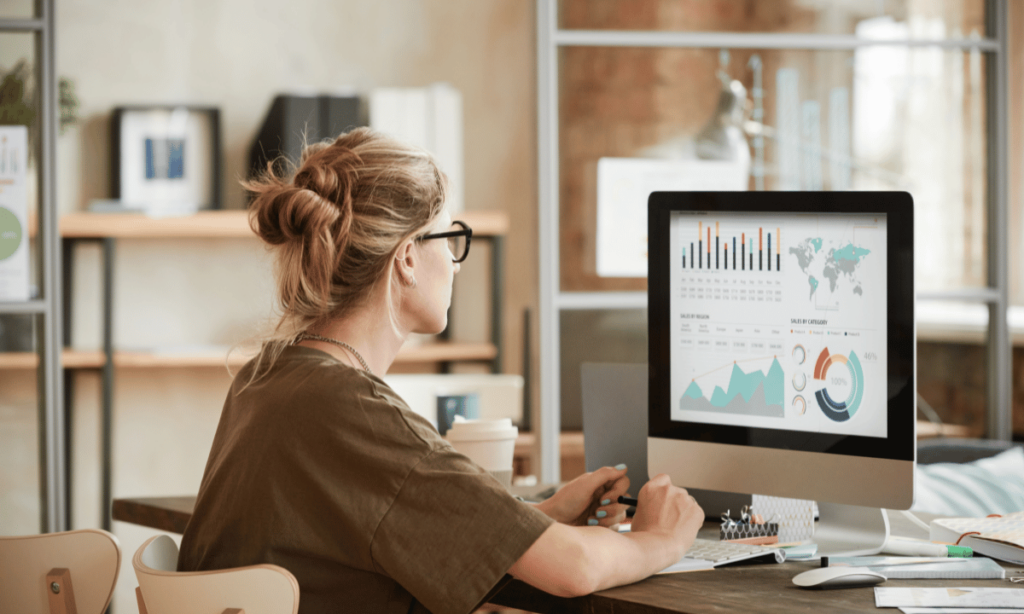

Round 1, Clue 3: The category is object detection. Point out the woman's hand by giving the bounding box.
[629,473,704,556]
[535,464,630,528]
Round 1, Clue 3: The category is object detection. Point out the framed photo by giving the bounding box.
[111,106,221,214]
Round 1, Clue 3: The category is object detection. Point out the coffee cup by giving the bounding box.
[445,417,518,489]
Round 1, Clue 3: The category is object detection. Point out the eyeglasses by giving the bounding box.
[417,220,473,263]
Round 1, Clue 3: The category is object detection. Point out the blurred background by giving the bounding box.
[1,2,1023,611]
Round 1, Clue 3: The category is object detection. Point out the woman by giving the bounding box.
[177,127,704,614]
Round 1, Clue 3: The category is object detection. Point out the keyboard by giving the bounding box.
[681,538,786,566]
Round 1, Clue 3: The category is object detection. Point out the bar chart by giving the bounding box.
[682,220,781,272]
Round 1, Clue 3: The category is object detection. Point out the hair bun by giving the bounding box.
[294,143,362,204]
[250,182,341,246]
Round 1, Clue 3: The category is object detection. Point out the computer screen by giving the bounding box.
[647,192,915,512]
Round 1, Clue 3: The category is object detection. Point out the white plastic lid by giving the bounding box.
[445,417,518,442]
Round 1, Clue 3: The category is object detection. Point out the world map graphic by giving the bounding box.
[788,238,871,300]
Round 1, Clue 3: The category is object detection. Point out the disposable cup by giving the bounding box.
[445,417,518,489]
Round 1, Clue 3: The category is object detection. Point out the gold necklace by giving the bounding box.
[295,333,372,375]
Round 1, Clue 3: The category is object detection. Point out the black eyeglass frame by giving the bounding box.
[417,220,473,263]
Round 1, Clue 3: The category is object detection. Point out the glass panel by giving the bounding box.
[1015,343,1024,440]
[559,45,988,293]
[916,301,988,437]
[0,1,36,20]
[1,33,40,298]
[0,314,39,534]
[1011,2,1024,309]
[558,0,986,39]
[560,308,646,431]
[1015,343,1024,439]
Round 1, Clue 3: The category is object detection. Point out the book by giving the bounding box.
[369,84,464,213]
[0,126,29,302]
[828,555,1005,579]
[931,511,1024,565]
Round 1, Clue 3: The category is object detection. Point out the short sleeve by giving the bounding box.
[370,445,554,614]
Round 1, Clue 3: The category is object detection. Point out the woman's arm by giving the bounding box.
[508,474,704,597]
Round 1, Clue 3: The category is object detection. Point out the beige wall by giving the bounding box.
[16,1,537,610]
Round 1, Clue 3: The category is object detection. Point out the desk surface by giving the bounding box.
[112,496,1019,614]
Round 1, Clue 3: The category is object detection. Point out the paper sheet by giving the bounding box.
[875,587,1024,609]
[897,605,1024,609]
[656,557,714,575]
[595,157,748,277]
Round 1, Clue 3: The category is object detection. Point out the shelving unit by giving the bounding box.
[59,209,511,239]
[52,208,508,530]
[0,342,498,370]
[0,1,64,533]
[58,209,507,369]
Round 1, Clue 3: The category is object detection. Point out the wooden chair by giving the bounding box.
[133,535,299,614]
[0,528,121,614]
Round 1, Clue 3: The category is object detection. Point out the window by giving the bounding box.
[537,0,1015,482]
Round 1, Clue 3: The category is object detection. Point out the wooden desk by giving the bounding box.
[112,496,195,534]
[112,496,1019,614]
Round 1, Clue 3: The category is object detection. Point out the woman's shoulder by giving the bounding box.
[236,345,446,450]
[362,375,446,450]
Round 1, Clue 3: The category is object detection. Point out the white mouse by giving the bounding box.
[792,566,887,589]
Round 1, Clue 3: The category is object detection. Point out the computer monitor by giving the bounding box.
[647,191,915,556]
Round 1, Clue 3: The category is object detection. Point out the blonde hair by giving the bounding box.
[240,127,448,383]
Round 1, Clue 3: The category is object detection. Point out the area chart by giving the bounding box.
[680,357,785,418]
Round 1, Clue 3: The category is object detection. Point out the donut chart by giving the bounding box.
[812,347,864,422]
[792,395,806,415]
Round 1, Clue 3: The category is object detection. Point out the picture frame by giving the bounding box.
[110,105,221,214]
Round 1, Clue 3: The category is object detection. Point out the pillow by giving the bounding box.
[911,446,1024,517]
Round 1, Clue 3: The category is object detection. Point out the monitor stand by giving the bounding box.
[813,502,890,558]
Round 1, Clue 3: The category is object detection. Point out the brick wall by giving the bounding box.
[918,342,1024,438]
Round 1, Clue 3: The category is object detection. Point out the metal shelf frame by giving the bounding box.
[1,1,65,533]
[536,0,1013,483]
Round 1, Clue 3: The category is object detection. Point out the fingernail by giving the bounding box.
[587,518,599,526]
[614,463,627,470]
[601,498,611,506]
[596,510,607,518]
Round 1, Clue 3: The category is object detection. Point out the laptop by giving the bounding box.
[581,363,750,520]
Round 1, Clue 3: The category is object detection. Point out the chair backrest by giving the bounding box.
[0,528,121,614]
[133,535,300,614]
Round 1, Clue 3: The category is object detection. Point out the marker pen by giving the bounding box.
[882,537,972,558]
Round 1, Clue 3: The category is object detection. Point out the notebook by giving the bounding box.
[931,511,1024,565]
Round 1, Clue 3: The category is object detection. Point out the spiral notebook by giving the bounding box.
[930,511,1024,565]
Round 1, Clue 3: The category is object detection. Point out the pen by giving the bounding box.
[882,537,972,558]
[618,496,639,506]
[824,556,970,568]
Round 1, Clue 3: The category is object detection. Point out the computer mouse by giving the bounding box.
[792,566,887,589]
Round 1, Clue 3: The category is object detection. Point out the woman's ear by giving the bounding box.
[393,239,417,287]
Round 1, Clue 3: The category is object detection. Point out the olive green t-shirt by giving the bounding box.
[177,345,553,614]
